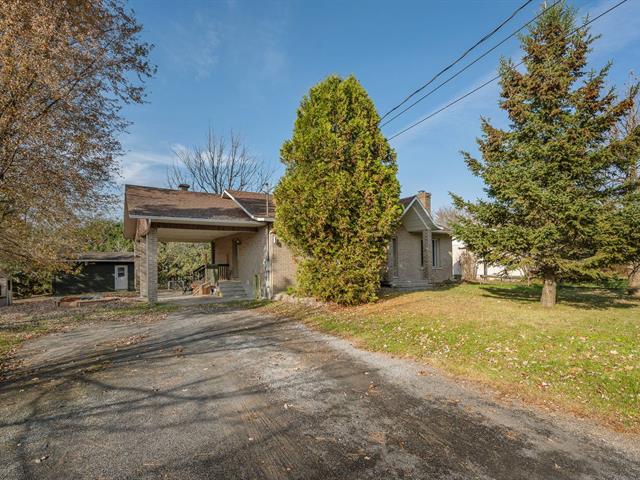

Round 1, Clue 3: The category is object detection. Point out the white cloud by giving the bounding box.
[118,150,175,187]
[584,0,640,55]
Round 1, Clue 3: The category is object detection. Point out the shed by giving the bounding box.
[53,252,135,295]
[0,271,12,306]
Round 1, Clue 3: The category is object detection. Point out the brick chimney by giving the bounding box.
[416,190,431,213]
[178,183,190,191]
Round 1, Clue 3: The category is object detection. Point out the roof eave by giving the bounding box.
[128,214,265,227]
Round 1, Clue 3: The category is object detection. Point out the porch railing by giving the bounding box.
[192,263,231,285]
[214,264,231,281]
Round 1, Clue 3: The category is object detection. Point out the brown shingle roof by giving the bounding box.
[223,189,275,219]
[400,195,416,208]
[125,185,251,222]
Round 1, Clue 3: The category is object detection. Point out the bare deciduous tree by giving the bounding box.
[0,0,154,274]
[459,250,478,282]
[167,129,273,194]
[434,205,464,230]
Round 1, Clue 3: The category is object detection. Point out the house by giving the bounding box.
[385,191,453,289]
[452,239,525,280]
[123,184,453,303]
[0,271,13,306]
[52,252,135,295]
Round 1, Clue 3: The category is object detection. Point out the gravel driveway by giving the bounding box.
[1,305,638,479]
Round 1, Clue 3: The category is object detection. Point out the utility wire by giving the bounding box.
[379,0,534,121]
[387,0,630,142]
[381,0,563,128]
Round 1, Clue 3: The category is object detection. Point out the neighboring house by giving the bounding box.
[123,184,453,303]
[53,252,135,295]
[0,271,13,306]
[452,239,524,279]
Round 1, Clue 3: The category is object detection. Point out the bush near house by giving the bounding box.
[275,75,401,305]
[265,283,640,432]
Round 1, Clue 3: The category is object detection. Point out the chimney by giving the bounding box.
[178,183,190,191]
[416,190,431,213]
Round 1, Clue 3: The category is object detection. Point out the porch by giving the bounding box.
[135,222,268,304]
[123,185,278,304]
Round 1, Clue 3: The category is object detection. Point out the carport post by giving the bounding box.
[144,227,158,304]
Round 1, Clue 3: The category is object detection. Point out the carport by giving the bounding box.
[123,184,271,303]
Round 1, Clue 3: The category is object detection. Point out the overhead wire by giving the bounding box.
[387,0,630,141]
[379,0,535,121]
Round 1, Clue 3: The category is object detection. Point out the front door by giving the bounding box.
[114,265,128,290]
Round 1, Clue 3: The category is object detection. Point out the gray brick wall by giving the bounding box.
[142,228,158,303]
[431,232,453,283]
[270,232,297,294]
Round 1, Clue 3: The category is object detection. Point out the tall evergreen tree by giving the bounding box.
[452,3,640,307]
[275,75,401,305]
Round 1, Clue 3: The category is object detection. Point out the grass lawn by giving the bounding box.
[264,283,640,432]
[0,298,176,373]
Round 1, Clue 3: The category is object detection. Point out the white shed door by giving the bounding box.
[114,265,128,290]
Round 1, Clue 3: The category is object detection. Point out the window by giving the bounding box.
[432,238,440,268]
[392,237,398,276]
[420,238,424,267]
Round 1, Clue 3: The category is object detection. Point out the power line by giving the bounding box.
[379,0,534,122]
[387,0,630,142]
[381,0,563,128]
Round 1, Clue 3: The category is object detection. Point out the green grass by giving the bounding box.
[265,283,640,431]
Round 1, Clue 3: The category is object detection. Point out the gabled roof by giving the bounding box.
[222,189,275,221]
[123,185,260,239]
[400,194,446,232]
[125,185,250,221]
[400,195,416,208]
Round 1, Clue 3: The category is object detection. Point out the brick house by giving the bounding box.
[123,185,452,303]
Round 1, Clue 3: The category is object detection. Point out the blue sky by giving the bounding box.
[120,0,640,212]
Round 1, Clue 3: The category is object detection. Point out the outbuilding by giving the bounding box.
[53,252,135,296]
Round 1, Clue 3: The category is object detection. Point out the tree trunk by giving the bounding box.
[540,272,557,307]
[629,267,640,297]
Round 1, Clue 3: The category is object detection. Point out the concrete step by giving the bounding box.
[217,281,251,299]
[390,280,432,290]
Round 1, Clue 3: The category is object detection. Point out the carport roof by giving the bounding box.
[123,185,270,239]
[125,185,251,221]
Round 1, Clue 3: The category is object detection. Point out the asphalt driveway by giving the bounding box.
[0,305,638,479]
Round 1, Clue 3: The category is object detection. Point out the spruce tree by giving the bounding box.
[452,3,640,307]
[275,75,401,305]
